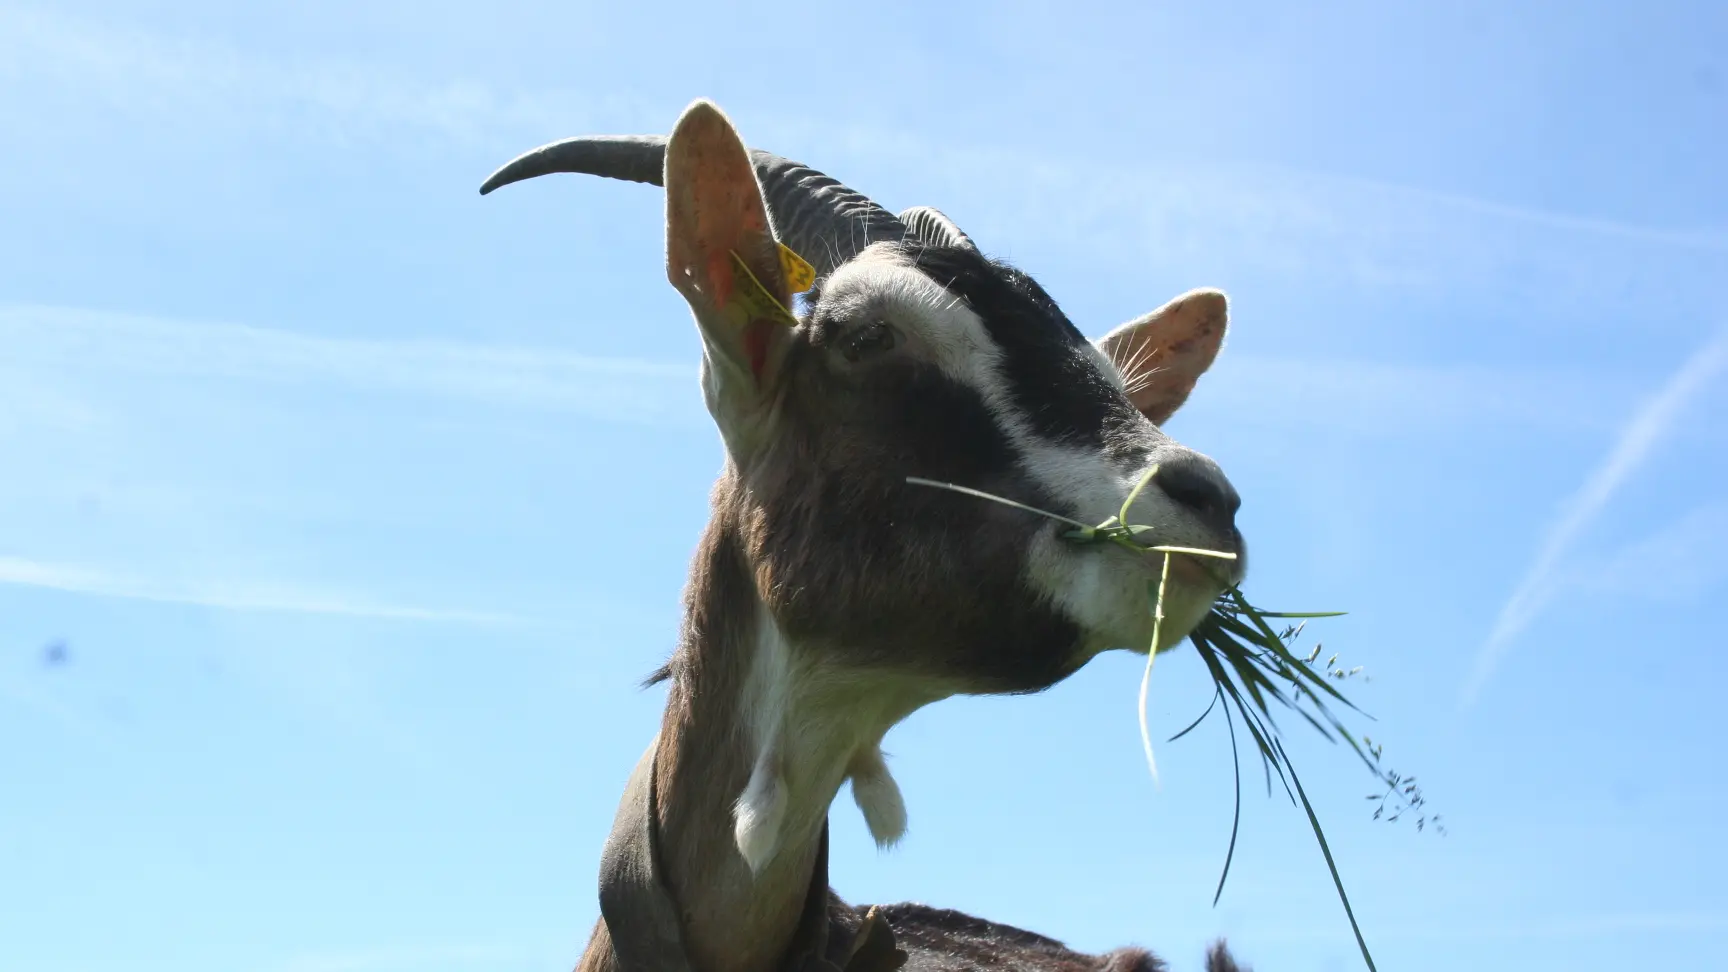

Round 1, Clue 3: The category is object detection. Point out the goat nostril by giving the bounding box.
[1150,458,1240,531]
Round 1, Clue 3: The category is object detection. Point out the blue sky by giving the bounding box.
[1,2,1724,971]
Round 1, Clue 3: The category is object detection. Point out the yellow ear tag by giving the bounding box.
[728,249,802,329]
[778,243,816,296]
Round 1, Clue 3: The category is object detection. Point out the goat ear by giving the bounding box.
[663,100,798,456]
[1095,288,1228,426]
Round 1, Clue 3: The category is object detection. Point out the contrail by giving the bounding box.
[1461,325,1728,707]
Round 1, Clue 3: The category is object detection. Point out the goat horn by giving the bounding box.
[478,134,907,277]
[898,206,977,251]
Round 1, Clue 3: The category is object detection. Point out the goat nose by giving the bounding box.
[1151,454,1240,536]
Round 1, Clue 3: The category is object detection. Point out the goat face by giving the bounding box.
[483,101,1245,695]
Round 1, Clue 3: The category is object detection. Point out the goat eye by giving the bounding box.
[842,321,897,362]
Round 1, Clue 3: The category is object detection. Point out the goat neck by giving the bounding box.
[580,484,940,972]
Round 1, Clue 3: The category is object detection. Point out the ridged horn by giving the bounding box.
[898,206,977,251]
[478,134,908,277]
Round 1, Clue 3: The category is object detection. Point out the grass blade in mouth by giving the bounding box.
[1211,686,1241,908]
[1167,683,1220,743]
[904,476,1445,972]
[1277,735,1378,972]
[1138,555,1175,788]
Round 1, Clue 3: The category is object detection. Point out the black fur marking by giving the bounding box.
[767,330,1088,692]
[902,244,1145,453]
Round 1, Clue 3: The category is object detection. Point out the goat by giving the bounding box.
[479,100,1251,972]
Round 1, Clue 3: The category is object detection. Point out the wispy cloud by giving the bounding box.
[3,0,1721,315]
[4,301,1679,445]
[0,304,691,424]
[1462,326,1728,706]
[0,554,519,624]
[0,5,643,148]
[1198,353,1647,438]
[785,119,1728,257]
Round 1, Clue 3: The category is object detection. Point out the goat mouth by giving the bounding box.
[1121,532,1242,587]
[1139,524,1248,588]
[1051,519,1244,591]
[1164,551,1228,587]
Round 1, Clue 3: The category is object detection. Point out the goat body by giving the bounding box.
[480,100,1252,972]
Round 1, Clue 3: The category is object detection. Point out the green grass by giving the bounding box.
[907,470,1443,972]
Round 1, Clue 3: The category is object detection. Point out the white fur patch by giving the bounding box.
[729,605,935,869]
[732,608,793,874]
[847,746,908,848]
[733,753,788,876]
